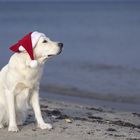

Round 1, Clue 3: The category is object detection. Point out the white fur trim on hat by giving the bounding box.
[18,31,46,52]
[31,31,46,48]
[30,60,38,68]
[19,45,25,51]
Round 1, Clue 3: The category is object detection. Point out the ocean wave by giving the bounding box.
[78,63,140,73]
[40,84,140,104]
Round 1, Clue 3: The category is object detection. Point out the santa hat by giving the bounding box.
[9,31,45,68]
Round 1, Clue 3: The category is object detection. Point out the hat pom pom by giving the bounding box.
[30,60,38,68]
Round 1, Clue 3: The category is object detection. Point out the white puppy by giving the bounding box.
[0,32,63,132]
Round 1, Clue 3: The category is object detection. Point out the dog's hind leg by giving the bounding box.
[5,89,19,132]
[0,104,6,128]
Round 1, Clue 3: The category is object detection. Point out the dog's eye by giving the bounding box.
[43,40,48,43]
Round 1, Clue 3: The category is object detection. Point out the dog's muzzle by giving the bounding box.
[57,42,63,55]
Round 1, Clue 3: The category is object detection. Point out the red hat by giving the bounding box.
[9,31,45,68]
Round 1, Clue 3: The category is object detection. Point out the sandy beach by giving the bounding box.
[0,98,139,140]
[0,1,140,140]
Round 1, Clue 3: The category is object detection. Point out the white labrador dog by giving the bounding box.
[0,32,63,132]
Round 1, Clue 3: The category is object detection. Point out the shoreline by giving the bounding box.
[41,91,140,112]
[40,84,140,112]
[40,84,140,104]
[0,98,140,140]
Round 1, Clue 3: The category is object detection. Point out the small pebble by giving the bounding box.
[65,118,72,123]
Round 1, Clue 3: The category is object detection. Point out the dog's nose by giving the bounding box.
[58,43,63,49]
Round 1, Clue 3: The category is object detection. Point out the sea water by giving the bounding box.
[0,1,140,108]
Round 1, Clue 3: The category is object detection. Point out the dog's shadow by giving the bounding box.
[23,114,35,126]
[19,106,68,130]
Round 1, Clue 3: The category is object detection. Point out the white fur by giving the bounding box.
[0,35,62,132]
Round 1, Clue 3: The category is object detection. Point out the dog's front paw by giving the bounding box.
[8,126,19,132]
[38,123,52,130]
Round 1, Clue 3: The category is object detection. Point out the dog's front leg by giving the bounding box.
[5,89,19,132]
[30,89,52,130]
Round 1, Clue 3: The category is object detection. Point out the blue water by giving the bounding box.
[0,1,140,106]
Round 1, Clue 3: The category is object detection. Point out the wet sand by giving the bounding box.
[0,98,140,140]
